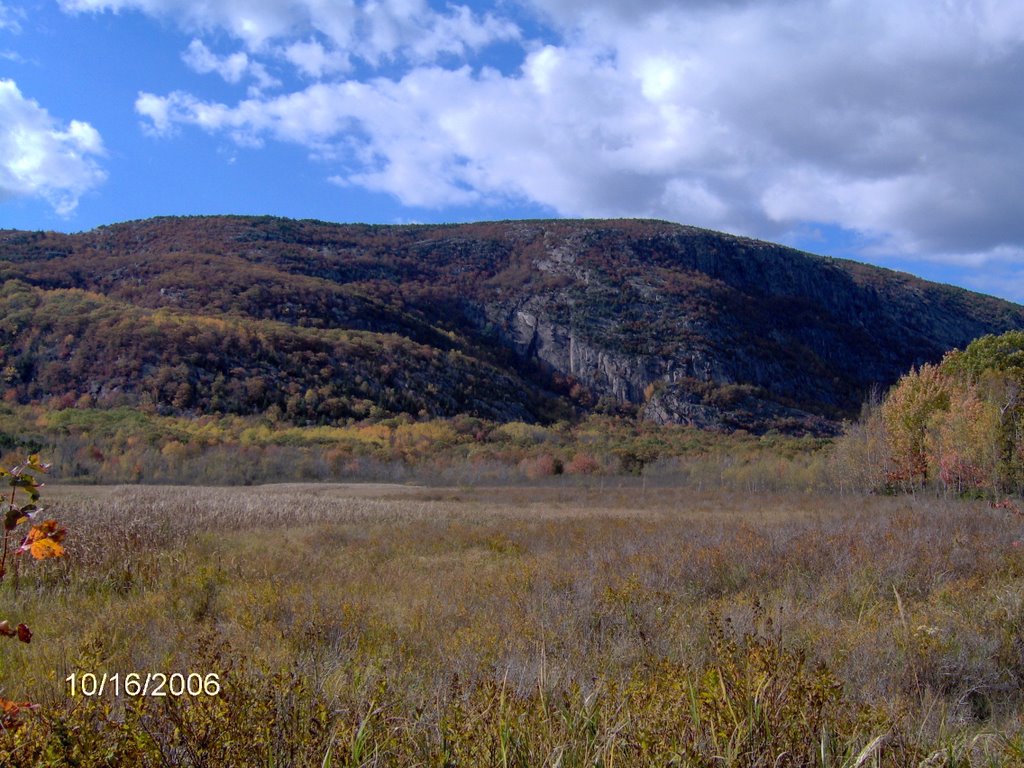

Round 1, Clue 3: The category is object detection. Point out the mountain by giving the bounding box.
[1,215,1021,435]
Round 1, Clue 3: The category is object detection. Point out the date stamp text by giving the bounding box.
[66,672,221,698]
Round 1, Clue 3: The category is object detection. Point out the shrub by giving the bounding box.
[565,452,601,475]
[0,455,65,728]
[518,453,563,479]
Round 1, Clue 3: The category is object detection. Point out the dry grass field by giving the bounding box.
[2,481,1024,766]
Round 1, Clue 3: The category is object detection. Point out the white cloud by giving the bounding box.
[182,39,250,83]
[133,55,739,219]
[0,3,17,32]
[0,2,22,33]
[60,0,301,49]
[82,0,1024,267]
[0,79,106,215]
[283,39,350,78]
[59,0,519,63]
[134,91,174,135]
[181,39,281,93]
[405,5,519,63]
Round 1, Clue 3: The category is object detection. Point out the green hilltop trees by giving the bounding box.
[841,330,1024,496]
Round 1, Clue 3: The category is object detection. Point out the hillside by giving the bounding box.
[1,215,1022,435]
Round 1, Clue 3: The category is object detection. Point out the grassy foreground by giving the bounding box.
[2,482,1024,766]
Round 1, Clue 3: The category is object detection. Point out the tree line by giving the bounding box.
[832,330,1024,497]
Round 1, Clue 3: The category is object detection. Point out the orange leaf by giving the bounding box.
[0,696,39,728]
[29,538,64,560]
[28,519,64,542]
[0,698,21,715]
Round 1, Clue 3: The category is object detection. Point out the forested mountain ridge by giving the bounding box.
[1,215,1021,435]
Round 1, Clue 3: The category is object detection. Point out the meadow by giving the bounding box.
[2,480,1024,766]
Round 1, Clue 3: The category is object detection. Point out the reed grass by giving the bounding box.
[2,484,1023,765]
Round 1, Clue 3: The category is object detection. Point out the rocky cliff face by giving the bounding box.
[2,216,1021,434]
[437,220,1023,433]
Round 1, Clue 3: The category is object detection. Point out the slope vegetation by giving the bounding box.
[2,216,1021,434]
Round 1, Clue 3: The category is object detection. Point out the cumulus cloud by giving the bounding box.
[283,39,350,78]
[181,39,280,93]
[0,79,106,215]
[80,0,1024,266]
[135,50,743,217]
[182,39,250,83]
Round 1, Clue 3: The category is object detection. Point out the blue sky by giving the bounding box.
[2,0,1023,302]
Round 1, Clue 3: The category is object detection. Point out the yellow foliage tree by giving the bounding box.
[925,384,1000,495]
[880,364,950,488]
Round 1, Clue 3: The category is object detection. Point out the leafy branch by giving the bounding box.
[0,455,65,729]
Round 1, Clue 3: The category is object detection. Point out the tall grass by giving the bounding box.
[2,484,1024,765]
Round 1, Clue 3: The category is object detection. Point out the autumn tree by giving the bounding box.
[925,383,1000,495]
[842,331,1024,496]
[943,334,1024,492]
[880,363,950,489]
[828,394,890,494]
